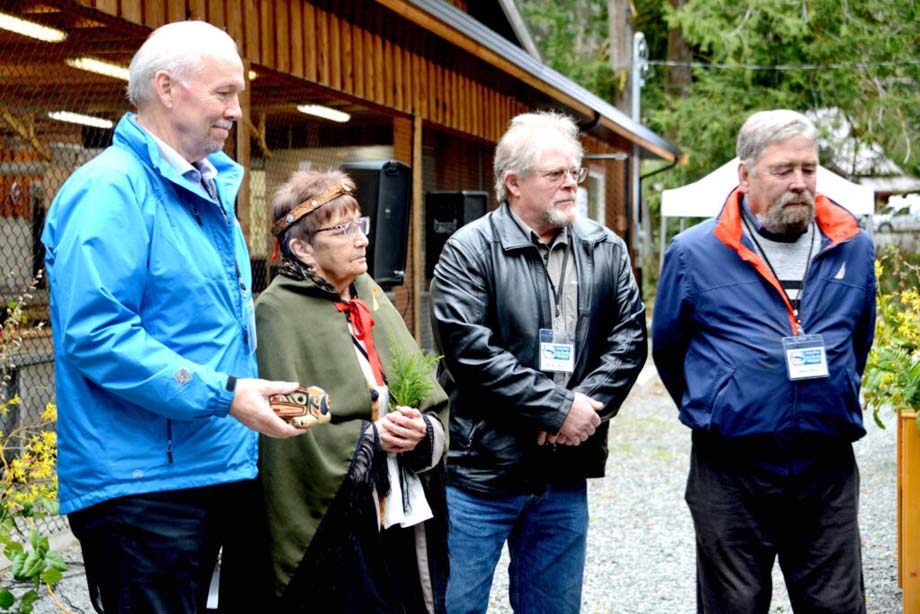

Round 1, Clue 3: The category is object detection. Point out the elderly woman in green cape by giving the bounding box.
[254,169,449,613]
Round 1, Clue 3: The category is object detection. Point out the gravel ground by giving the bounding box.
[6,366,901,613]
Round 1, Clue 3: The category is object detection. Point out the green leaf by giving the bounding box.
[45,551,67,572]
[4,540,24,559]
[28,529,46,555]
[10,550,27,579]
[873,409,887,430]
[18,590,38,613]
[0,589,14,609]
[12,551,41,581]
[387,333,441,409]
[36,498,58,516]
[41,566,63,585]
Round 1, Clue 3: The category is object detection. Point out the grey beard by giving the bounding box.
[545,206,575,228]
[760,190,815,237]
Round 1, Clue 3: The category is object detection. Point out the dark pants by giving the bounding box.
[68,479,263,614]
[685,436,866,614]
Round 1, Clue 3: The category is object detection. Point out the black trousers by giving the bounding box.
[68,479,264,614]
[685,435,866,614]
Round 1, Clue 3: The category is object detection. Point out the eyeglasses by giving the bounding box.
[314,216,370,239]
[534,167,588,184]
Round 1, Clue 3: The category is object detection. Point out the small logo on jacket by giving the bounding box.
[834,263,846,280]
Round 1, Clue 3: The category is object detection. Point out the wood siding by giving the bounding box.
[65,0,640,324]
[77,0,536,145]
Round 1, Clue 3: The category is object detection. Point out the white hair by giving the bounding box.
[493,111,583,202]
[127,20,241,107]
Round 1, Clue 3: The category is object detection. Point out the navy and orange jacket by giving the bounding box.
[652,188,876,441]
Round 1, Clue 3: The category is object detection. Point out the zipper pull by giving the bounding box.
[166,419,174,463]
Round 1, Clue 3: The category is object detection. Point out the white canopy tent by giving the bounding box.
[658,157,875,270]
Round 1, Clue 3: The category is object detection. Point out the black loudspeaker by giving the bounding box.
[341,160,412,288]
[425,191,489,279]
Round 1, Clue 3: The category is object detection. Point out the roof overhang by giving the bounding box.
[496,0,542,61]
[375,0,684,164]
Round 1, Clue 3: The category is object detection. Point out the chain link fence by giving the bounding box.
[0,2,127,533]
[1,2,498,540]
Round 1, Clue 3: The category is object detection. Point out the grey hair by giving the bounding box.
[736,109,818,174]
[271,169,360,255]
[493,111,584,202]
[127,21,241,107]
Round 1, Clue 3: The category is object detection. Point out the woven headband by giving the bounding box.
[271,184,352,237]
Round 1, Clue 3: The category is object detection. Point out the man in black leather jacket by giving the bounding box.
[430,111,647,614]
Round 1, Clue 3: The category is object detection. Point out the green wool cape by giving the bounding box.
[254,271,449,603]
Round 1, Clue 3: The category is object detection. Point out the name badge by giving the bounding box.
[539,328,575,373]
[782,334,829,381]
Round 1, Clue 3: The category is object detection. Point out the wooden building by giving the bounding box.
[0,0,682,342]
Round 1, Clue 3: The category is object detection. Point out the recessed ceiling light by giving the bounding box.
[296,104,350,123]
[48,111,114,129]
[0,10,67,42]
[65,56,130,81]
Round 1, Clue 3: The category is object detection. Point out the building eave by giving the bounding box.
[376,0,683,163]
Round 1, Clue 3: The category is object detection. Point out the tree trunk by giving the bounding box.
[666,0,692,99]
[607,0,632,113]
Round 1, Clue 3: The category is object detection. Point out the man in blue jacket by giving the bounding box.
[42,20,306,614]
[652,109,875,614]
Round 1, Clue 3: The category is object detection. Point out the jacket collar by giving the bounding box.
[713,187,861,334]
[273,266,372,305]
[493,201,606,251]
[714,187,860,254]
[113,113,244,209]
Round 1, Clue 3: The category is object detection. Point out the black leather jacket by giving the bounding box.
[430,203,647,495]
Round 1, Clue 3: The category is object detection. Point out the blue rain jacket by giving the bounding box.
[652,188,876,441]
[42,114,258,514]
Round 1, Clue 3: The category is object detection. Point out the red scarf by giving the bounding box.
[335,298,385,385]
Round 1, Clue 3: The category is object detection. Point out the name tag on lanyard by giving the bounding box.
[781,334,829,380]
[539,328,575,373]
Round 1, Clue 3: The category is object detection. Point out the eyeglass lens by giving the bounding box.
[539,167,586,183]
[341,217,369,237]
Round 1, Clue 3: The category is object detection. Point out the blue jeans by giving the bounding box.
[445,481,588,614]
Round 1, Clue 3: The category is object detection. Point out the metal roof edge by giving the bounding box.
[402,0,683,162]
[497,0,542,62]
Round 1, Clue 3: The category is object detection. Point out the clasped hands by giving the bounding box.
[537,392,602,447]
[376,406,428,453]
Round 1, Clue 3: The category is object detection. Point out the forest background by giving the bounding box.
[518,0,920,288]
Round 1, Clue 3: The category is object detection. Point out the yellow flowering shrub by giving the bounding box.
[1,399,59,518]
[1,273,67,613]
[862,247,920,427]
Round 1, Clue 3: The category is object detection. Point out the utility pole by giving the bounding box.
[631,32,650,264]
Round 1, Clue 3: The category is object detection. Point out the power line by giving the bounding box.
[648,59,920,71]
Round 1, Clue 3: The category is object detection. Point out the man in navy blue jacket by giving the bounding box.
[652,109,875,614]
